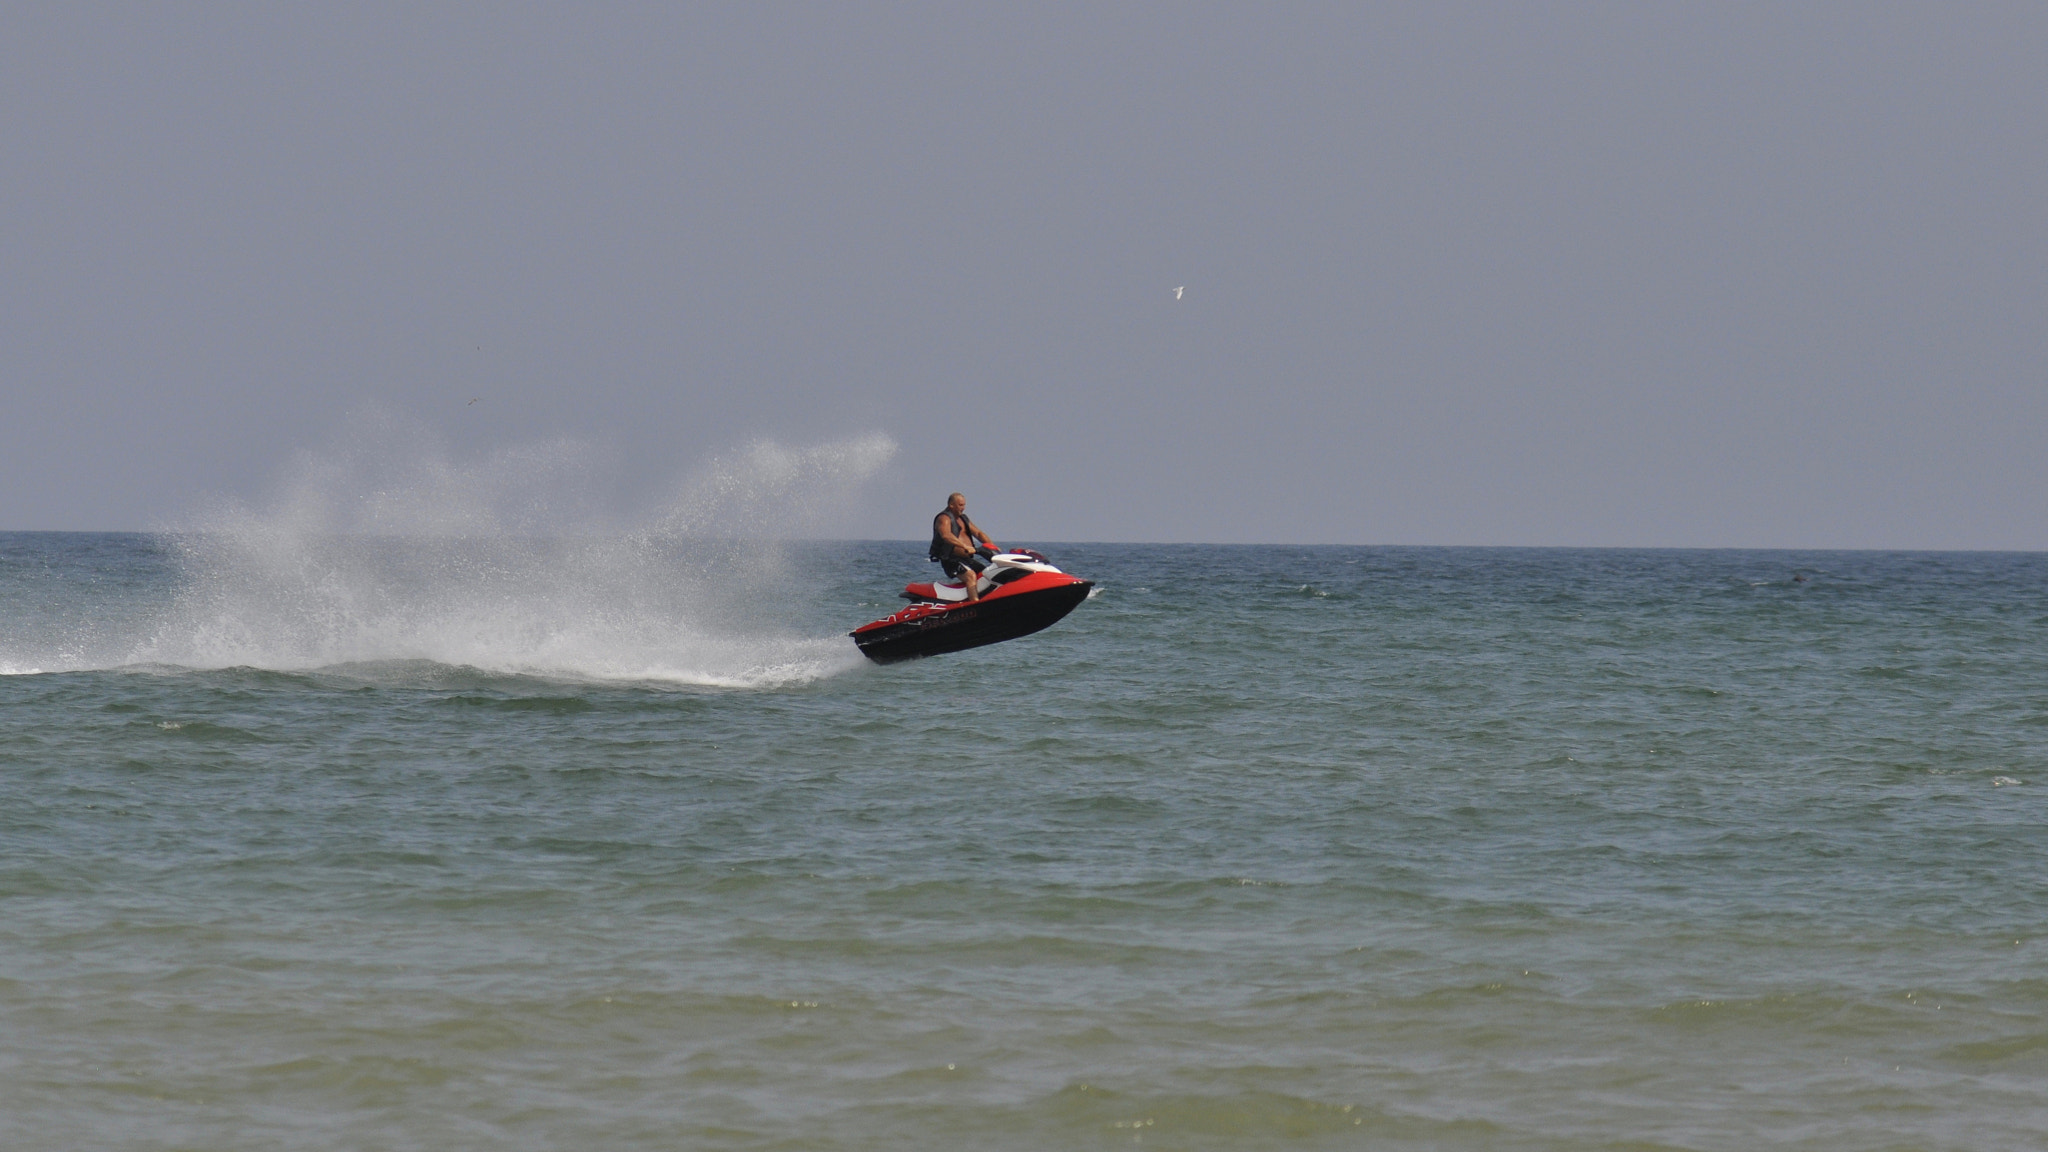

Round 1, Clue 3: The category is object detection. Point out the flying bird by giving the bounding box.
[1173,286,1185,301]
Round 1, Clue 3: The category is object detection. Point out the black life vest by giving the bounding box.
[929,509,978,561]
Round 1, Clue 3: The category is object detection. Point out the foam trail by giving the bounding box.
[124,424,897,687]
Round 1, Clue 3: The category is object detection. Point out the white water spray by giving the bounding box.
[127,423,898,686]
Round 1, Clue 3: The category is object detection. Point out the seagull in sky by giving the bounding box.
[1173,286,1185,301]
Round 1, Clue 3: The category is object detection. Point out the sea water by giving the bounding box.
[2,533,2044,1150]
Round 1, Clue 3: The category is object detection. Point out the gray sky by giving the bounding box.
[6,4,2044,546]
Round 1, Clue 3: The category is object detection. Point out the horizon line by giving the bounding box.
[0,528,2042,555]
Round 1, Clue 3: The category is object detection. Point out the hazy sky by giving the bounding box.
[6,4,2044,546]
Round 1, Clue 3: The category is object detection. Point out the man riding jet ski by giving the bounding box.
[849,493,1092,663]
[929,491,998,601]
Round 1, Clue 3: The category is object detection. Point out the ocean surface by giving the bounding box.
[3,531,2044,1150]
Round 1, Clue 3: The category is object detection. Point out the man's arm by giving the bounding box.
[966,518,997,551]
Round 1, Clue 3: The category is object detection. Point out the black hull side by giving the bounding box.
[854,581,1092,664]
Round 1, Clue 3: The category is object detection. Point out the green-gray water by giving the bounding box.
[3,533,2044,1149]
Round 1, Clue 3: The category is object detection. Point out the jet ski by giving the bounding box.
[851,550,1093,663]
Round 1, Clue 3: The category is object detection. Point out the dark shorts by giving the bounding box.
[939,550,992,580]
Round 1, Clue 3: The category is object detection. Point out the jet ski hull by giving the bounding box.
[852,577,1093,663]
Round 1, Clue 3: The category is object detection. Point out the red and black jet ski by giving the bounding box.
[851,550,1093,663]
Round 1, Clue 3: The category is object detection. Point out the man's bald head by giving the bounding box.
[948,493,966,511]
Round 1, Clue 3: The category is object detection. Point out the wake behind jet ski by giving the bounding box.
[850,549,1093,663]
